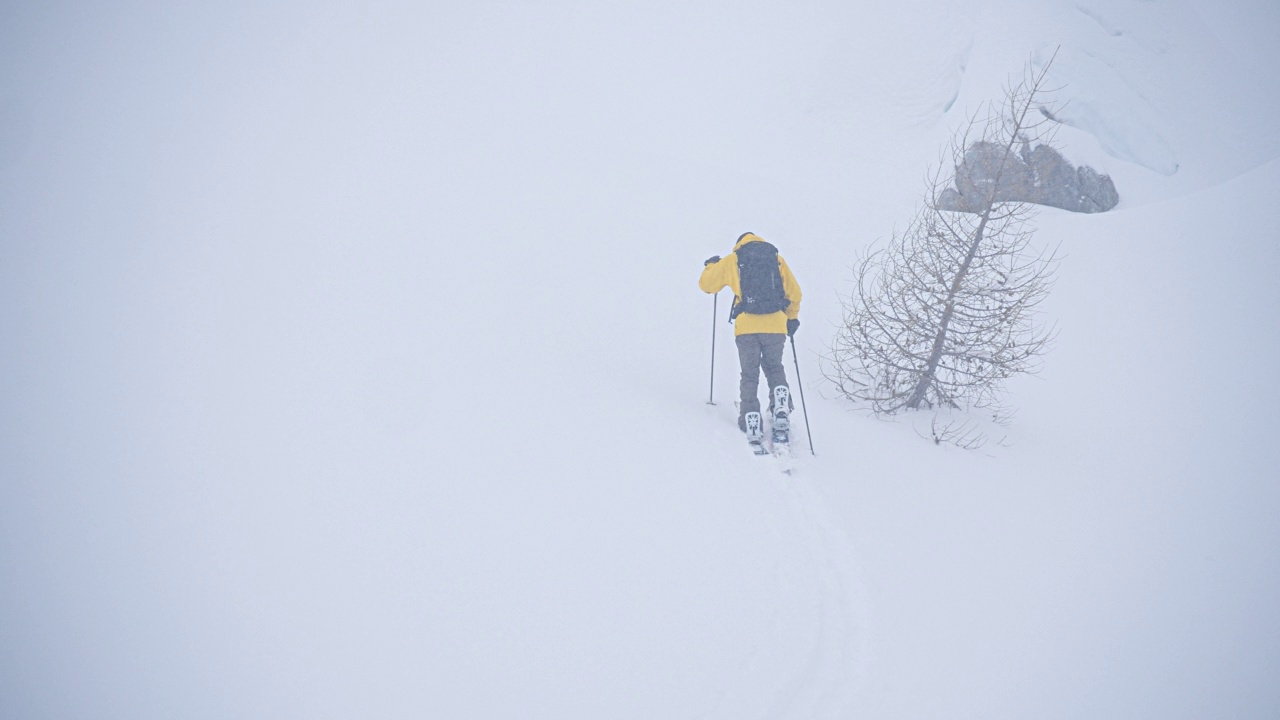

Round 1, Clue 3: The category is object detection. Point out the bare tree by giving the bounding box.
[826,58,1061,426]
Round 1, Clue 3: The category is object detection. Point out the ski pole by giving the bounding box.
[790,336,815,455]
[707,292,718,404]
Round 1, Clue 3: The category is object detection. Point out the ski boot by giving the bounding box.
[744,411,768,455]
[771,386,791,445]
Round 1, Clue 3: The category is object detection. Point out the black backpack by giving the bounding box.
[731,241,789,320]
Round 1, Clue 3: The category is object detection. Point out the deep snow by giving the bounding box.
[2,1,1279,718]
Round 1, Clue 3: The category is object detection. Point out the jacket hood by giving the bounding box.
[733,232,765,251]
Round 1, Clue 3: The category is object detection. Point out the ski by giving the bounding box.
[770,430,795,474]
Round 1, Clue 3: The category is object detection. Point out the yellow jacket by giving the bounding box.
[699,233,802,336]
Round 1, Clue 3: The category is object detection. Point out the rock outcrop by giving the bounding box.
[936,140,1119,214]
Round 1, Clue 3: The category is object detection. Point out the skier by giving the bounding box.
[700,232,802,448]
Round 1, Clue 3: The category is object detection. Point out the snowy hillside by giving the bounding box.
[2,1,1278,718]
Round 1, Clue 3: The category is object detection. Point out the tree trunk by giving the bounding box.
[904,205,991,409]
[902,67,1048,410]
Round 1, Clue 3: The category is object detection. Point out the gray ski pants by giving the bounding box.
[736,333,790,428]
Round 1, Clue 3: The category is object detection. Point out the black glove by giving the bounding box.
[704,255,721,266]
[787,319,800,337]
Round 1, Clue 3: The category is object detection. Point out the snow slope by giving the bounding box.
[2,1,1278,718]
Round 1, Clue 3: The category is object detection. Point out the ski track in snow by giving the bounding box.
[759,479,865,718]
[698,411,872,720]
